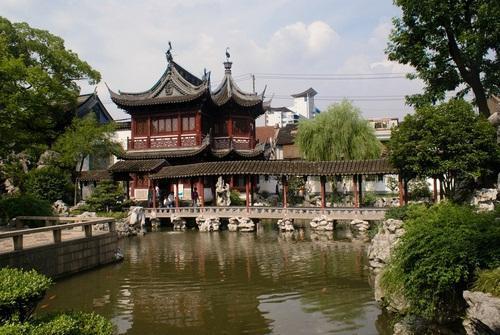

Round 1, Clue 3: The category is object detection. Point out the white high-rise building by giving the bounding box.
[256,87,319,127]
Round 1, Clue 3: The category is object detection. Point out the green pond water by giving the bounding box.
[38,224,393,334]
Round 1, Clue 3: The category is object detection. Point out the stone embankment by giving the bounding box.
[367,218,409,314]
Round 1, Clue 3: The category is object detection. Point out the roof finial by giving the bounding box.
[166,41,173,62]
[224,47,232,74]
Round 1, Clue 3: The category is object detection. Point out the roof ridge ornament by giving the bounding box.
[166,41,173,63]
[224,47,232,74]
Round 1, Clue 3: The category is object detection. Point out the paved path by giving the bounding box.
[0,228,107,254]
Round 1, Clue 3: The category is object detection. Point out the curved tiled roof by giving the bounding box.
[108,61,209,108]
[108,159,167,173]
[150,159,396,179]
[211,62,264,108]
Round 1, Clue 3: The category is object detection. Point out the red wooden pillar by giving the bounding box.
[245,175,250,211]
[199,177,205,207]
[152,179,157,209]
[358,175,363,206]
[175,179,180,208]
[353,175,359,208]
[229,175,234,188]
[398,175,404,207]
[211,176,217,206]
[250,175,256,205]
[320,176,326,209]
[282,175,288,208]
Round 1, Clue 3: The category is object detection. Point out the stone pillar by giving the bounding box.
[282,175,288,208]
[353,175,359,208]
[320,176,326,209]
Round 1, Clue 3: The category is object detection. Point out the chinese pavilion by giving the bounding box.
[107,52,269,202]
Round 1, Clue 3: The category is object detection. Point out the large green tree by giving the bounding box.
[0,16,100,159]
[52,114,122,204]
[388,99,499,200]
[53,114,122,173]
[296,100,382,161]
[387,0,499,117]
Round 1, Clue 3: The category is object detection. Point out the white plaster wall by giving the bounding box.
[257,175,279,194]
[113,129,131,164]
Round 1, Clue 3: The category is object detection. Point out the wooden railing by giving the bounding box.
[213,136,252,150]
[127,134,199,150]
[0,216,115,251]
[145,206,387,220]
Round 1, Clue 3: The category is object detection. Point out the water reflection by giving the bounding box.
[38,226,391,334]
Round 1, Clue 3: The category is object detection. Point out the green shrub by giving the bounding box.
[23,167,73,204]
[0,195,53,225]
[381,202,500,321]
[229,189,245,206]
[362,192,377,207]
[384,203,428,221]
[0,268,52,322]
[85,181,124,212]
[473,268,500,297]
[0,312,114,335]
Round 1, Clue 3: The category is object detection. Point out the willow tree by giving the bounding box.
[296,100,382,161]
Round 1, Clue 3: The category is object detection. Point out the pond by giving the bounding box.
[38,224,392,334]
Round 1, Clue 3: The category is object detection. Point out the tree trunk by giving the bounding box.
[445,26,490,117]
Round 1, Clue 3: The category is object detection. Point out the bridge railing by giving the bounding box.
[0,217,115,252]
[145,206,387,220]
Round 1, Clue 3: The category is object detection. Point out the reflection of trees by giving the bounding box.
[39,228,384,334]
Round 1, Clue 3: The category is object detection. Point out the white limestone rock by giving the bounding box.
[52,200,69,216]
[463,290,500,335]
[237,217,255,232]
[127,206,146,228]
[77,211,97,218]
[367,219,404,271]
[471,188,498,212]
[227,217,239,231]
[277,218,294,231]
[350,218,370,232]
[171,216,186,230]
[309,215,334,231]
[196,216,220,232]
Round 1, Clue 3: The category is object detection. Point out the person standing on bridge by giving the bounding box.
[191,187,199,207]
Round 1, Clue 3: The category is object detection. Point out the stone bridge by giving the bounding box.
[145,206,387,221]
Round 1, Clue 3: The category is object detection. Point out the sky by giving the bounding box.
[1,0,424,120]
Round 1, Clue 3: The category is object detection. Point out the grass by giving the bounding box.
[473,268,500,297]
